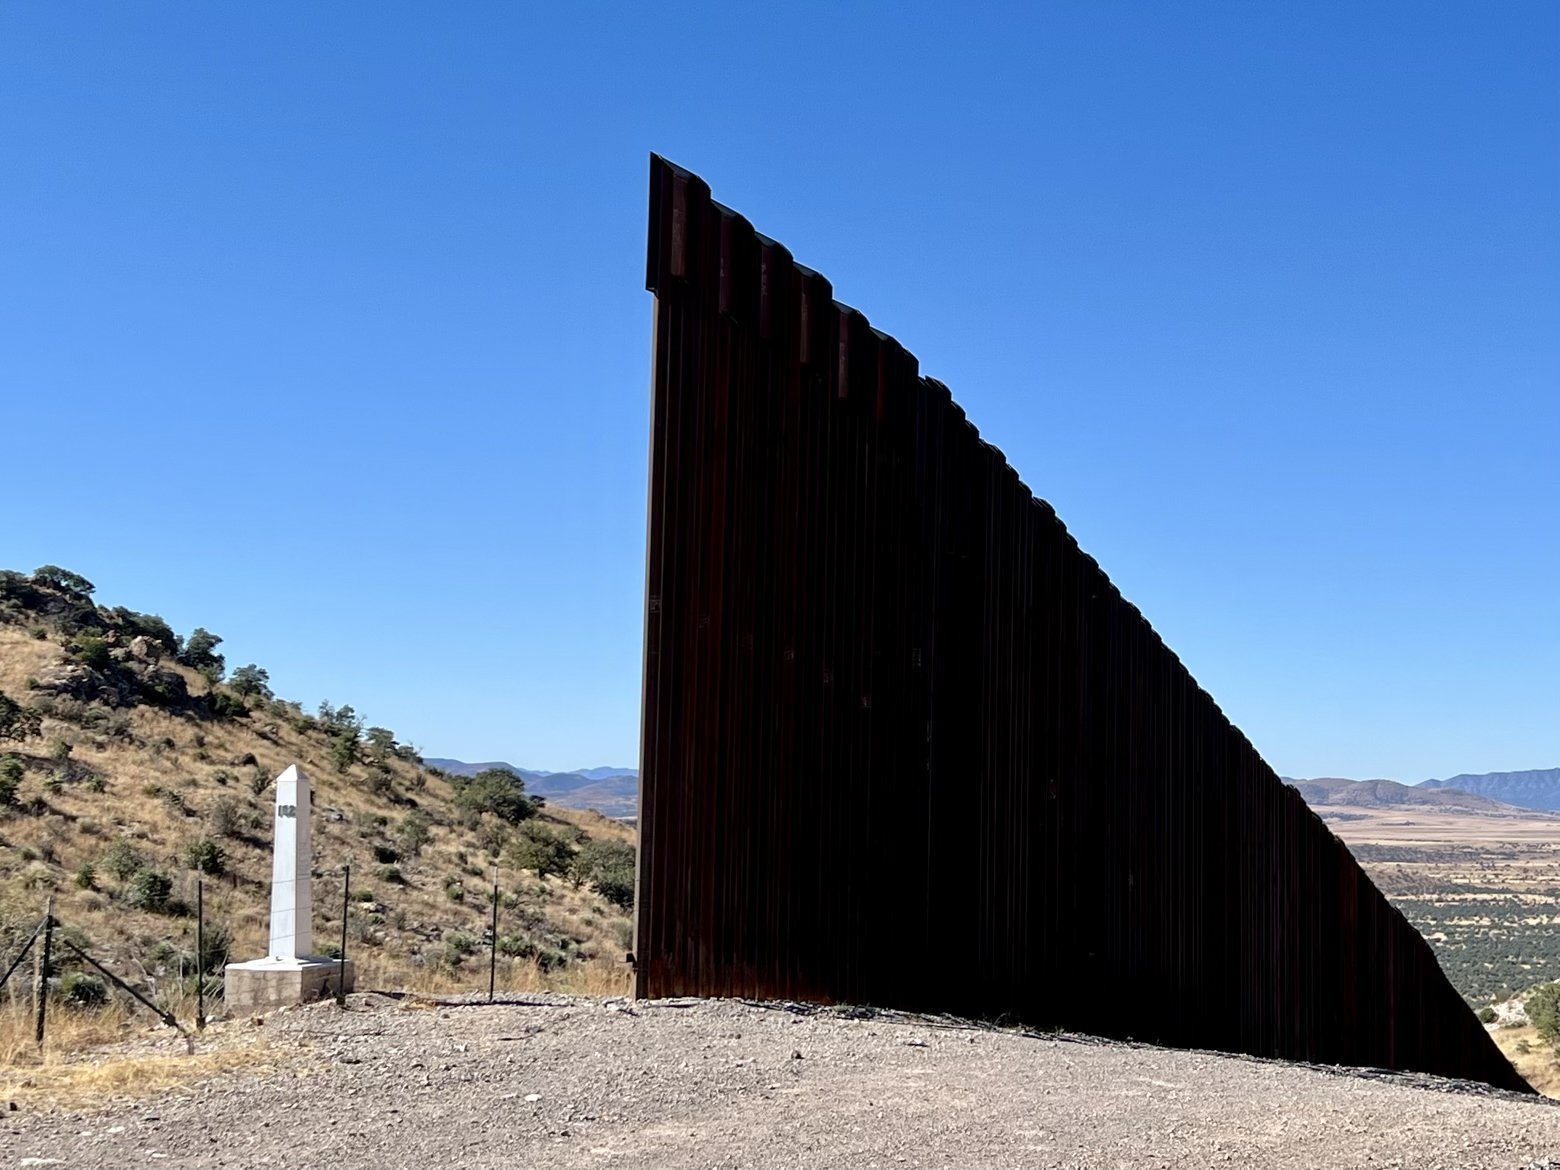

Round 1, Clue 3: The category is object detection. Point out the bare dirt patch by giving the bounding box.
[4,994,1560,1169]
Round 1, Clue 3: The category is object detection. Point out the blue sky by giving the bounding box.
[2,2,1555,779]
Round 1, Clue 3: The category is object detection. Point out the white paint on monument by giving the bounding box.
[223,763,355,1011]
[268,763,312,959]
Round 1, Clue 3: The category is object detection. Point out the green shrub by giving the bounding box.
[1528,983,1560,1046]
[48,737,72,761]
[74,862,96,890]
[100,839,144,881]
[444,876,465,904]
[208,691,247,720]
[573,838,636,909]
[198,921,232,974]
[506,822,574,881]
[0,691,42,743]
[441,932,477,965]
[182,837,227,876]
[66,634,112,672]
[376,864,405,885]
[126,869,173,912]
[1477,1005,1498,1024]
[329,734,357,773]
[397,811,432,857]
[59,972,109,1008]
[0,755,21,806]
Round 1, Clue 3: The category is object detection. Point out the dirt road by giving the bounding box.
[5,994,1559,1169]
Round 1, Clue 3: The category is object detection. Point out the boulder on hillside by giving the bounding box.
[34,662,114,703]
[124,661,190,709]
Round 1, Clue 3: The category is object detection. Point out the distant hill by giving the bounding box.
[1287,776,1514,813]
[424,759,639,819]
[0,565,638,1003]
[1418,769,1560,812]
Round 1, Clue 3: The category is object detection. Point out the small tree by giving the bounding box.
[0,692,41,743]
[0,760,19,808]
[397,810,433,857]
[228,664,272,699]
[505,821,574,881]
[318,701,363,737]
[329,733,358,773]
[1528,983,1560,1047]
[180,628,226,682]
[32,565,95,597]
[575,838,636,909]
[454,768,537,825]
[365,727,395,760]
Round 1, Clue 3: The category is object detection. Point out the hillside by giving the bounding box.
[1419,769,1560,812]
[1287,776,1514,813]
[0,566,636,1017]
[424,758,639,818]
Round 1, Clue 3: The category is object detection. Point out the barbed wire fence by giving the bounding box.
[1,862,591,1058]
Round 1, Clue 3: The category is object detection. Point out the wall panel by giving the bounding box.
[635,155,1528,1093]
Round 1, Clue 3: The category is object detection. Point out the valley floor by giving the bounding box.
[4,995,1560,1170]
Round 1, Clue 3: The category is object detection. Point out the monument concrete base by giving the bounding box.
[224,956,356,1013]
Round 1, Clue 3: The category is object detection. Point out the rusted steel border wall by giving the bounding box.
[634,155,1528,1093]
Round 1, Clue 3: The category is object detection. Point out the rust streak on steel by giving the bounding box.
[632,154,1530,1094]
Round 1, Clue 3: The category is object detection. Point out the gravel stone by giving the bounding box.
[4,993,1560,1169]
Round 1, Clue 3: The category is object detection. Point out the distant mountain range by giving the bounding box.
[1287,776,1512,813]
[423,759,639,818]
[1283,768,1560,815]
[1418,768,1560,812]
[426,757,1559,822]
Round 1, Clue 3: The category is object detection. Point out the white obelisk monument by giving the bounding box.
[268,764,312,958]
[224,764,354,1011]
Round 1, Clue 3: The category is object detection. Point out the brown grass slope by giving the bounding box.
[0,572,634,1028]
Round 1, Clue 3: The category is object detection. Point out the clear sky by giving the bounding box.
[2,2,1555,779]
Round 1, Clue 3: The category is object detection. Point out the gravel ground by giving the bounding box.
[4,993,1560,1169]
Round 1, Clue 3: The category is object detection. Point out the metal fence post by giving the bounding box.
[489,869,499,1003]
[195,879,206,1031]
[337,864,349,1007]
[34,895,53,1049]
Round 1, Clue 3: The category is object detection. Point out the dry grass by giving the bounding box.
[0,1000,285,1108]
[0,621,637,1026]
[1489,1024,1560,1099]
